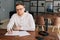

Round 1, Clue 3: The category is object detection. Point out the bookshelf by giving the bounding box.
[15,0,60,15]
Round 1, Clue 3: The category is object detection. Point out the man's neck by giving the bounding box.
[18,12,25,17]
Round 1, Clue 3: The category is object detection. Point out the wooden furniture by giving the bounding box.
[35,15,45,31]
[0,29,36,40]
[52,16,60,32]
[0,29,59,40]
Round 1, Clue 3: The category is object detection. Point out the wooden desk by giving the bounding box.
[0,29,59,40]
[0,29,36,40]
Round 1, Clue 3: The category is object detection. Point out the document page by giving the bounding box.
[5,31,30,36]
[57,34,60,40]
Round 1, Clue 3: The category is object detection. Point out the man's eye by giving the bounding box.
[16,9,23,11]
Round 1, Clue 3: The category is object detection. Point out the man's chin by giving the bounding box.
[17,14,21,16]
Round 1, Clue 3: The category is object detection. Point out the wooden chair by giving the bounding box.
[52,16,60,32]
[35,15,45,31]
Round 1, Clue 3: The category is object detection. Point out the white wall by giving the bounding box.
[0,0,14,21]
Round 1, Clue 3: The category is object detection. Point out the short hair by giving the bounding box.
[16,2,25,7]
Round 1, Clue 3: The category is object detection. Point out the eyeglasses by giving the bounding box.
[16,8,24,11]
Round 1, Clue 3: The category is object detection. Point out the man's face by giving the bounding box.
[16,5,25,16]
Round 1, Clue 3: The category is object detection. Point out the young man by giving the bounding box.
[7,2,35,33]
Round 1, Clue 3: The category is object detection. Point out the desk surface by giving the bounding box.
[0,29,59,40]
[0,29,36,40]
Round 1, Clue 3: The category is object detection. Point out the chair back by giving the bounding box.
[35,15,45,25]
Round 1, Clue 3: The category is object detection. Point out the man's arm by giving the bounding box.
[7,15,15,32]
[21,14,35,31]
[28,14,35,31]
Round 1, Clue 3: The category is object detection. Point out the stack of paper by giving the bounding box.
[5,31,30,37]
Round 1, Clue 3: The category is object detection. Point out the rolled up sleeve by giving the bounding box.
[7,15,15,31]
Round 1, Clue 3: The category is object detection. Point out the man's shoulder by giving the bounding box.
[25,12,32,16]
[12,13,17,16]
[11,13,17,18]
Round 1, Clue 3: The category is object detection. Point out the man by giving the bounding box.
[7,2,35,33]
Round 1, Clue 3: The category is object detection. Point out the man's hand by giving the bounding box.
[14,26,21,31]
[7,29,13,34]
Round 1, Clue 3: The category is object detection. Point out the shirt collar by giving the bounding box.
[17,12,27,17]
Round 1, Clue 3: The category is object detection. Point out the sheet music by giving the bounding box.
[5,31,30,36]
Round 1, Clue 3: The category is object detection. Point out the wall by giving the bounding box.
[0,0,14,21]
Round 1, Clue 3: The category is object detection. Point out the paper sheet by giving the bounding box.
[5,31,30,36]
[57,34,60,40]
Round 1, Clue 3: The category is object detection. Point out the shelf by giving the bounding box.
[46,0,53,1]
[15,0,60,14]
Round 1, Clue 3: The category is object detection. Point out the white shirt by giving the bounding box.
[7,12,35,31]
